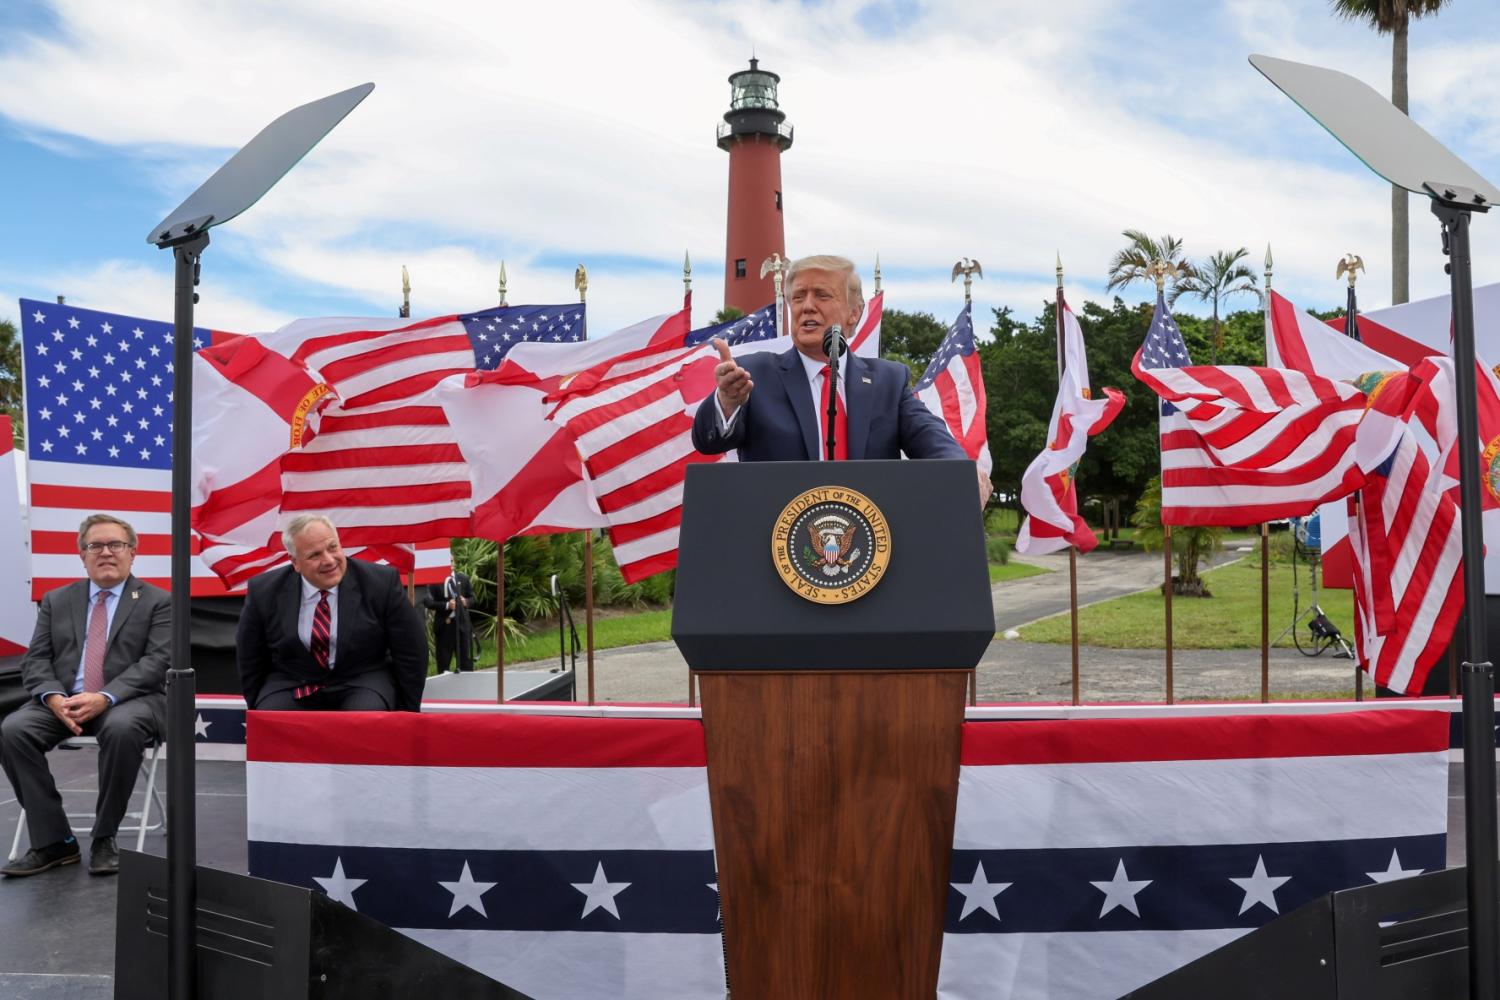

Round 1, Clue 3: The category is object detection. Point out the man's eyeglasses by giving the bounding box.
[82,541,132,554]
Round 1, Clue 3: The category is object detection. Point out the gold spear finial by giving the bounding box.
[498,261,508,306]
[951,258,984,305]
[1055,251,1063,291]
[1336,253,1365,287]
[575,263,588,303]
[400,265,411,318]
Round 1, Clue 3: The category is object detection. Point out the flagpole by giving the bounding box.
[873,253,882,295]
[1338,252,1367,701]
[496,262,507,703]
[1260,246,1272,703]
[1057,253,1081,706]
[576,263,596,707]
[1151,260,1175,705]
[685,250,697,709]
[954,257,983,706]
[398,265,421,607]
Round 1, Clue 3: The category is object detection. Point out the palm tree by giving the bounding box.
[1330,0,1451,305]
[1174,248,1261,363]
[1105,230,1193,302]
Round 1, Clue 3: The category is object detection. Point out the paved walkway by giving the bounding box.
[500,543,1371,705]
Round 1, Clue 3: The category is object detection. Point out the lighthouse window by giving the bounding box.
[775,190,782,210]
[735,259,747,278]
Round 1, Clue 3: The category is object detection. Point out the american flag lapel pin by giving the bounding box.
[861,376,872,383]
[131,589,140,600]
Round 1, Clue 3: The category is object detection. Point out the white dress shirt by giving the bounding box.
[717,351,847,460]
[297,578,339,671]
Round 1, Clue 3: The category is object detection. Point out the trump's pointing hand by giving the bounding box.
[713,338,753,418]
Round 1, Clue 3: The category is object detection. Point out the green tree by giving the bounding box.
[879,308,949,380]
[1130,475,1223,597]
[1330,0,1451,304]
[713,306,745,325]
[1105,230,1193,302]
[1174,248,1261,363]
[0,317,20,444]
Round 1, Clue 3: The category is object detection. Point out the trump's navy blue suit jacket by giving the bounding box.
[690,347,968,462]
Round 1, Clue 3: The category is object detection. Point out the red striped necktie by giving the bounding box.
[294,590,333,701]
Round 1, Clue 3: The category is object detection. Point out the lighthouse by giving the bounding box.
[718,57,793,314]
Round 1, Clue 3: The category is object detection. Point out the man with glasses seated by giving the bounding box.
[0,514,170,877]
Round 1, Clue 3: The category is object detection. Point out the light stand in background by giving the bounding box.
[1252,53,1500,999]
[144,83,374,1000]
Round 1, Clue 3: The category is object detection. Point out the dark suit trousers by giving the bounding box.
[255,686,391,711]
[0,698,158,846]
[435,620,473,673]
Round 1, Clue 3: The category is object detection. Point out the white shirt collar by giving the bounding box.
[88,580,125,602]
[300,576,337,603]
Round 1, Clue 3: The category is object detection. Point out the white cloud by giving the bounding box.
[1,0,1497,335]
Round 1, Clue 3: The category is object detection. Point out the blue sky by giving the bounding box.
[2,0,1499,338]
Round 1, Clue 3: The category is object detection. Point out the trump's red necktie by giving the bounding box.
[819,366,848,461]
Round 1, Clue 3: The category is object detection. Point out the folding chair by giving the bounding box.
[8,736,167,860]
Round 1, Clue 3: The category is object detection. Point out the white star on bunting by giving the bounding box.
[950,860,1011,921]
[313,858,367,910]
[1090,859,1152,918]
[1229,855,1291,916]
[439,861,498,918]
[1366,850,1425,884]
[571,861,631,919]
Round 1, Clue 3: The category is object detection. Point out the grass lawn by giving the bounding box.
[501,609,675,665]
[433,557,1044,672]
[990,561,1049,583]
[1019,555,1355,649]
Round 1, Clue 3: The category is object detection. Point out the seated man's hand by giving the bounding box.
[978,468,993,508]
[713,338,753,418]
[44,694,83,736]
[61,693,109,728]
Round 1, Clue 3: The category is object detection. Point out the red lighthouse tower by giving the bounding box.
[718,58,793,314]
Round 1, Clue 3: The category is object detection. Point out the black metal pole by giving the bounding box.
[1433,197,1499,1000]
[168,230,208,1000]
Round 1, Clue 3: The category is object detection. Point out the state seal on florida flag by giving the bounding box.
[771,486,891,604]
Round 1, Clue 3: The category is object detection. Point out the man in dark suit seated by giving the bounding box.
[236,514,427,712]
[1,514,170,877]
[423,567,475,673]
[691,253,993,504]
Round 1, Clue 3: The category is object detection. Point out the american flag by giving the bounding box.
[1340,360,1463,695]
[914,302,991,475]
[1133,291,1383,527]
[194,304,584,587]
[16,298,449,596]
[684,302,777,346]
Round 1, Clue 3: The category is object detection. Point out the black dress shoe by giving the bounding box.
[1,839,81,877]
[88,837,119,876]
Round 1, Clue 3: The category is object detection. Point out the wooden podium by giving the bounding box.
[674,460,992,998]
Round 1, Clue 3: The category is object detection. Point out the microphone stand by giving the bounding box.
[823,325,843,461]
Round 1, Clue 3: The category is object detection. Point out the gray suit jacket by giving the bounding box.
[20,574,172,714]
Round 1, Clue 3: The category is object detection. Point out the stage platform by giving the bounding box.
[0,702,1488,998]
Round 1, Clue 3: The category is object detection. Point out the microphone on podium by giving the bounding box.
[823,324,845,461]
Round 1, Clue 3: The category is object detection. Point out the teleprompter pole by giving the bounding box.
[168,230,208,1000]
[1429,187,1499,1000]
